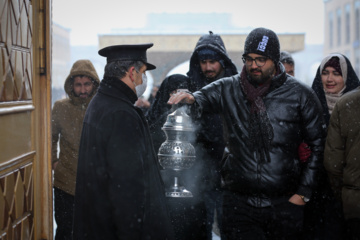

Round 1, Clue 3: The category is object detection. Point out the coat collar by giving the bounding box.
[98,77,138,104]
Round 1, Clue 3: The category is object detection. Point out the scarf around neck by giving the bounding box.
[240,68,274,162]
[325,90,343,115]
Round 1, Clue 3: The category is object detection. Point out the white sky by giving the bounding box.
[52,0,325,46]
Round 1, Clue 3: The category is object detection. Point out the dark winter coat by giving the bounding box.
[187,32,238,192]
[324,87,360,220]
[73,78,175,240]
[192,63,326,207]
[311,53,360,126]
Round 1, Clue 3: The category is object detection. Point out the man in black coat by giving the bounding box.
[73,44,175,240]
[186,31,238,240]
[168,28,326,240]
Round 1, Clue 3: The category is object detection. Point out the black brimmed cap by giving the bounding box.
[98,43,156,70]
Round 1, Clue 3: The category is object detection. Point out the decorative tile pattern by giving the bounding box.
[0,164,34,239]
[0,0,33,102]
[0,0,35,239]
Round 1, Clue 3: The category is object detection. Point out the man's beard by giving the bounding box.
[248,66,275,85]
[204,69,224,83]
[74,90,94,99]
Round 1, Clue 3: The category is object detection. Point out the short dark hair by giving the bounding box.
[280,51,295,66]
[103,60,144,79]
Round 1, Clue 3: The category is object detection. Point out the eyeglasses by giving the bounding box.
[242,56,268,67]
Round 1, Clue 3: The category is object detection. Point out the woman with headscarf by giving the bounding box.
[146,74,190,152]
[146,74,210,240]
[312,53,360,126]
[303,53,360,239]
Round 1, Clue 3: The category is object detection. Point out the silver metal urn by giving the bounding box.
[158,105,196,197]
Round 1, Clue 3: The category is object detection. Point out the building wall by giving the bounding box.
[324,0,360,76]
[52,23,71,104]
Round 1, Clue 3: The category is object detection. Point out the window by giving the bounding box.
[356,1,360,42]
[345,4,350,44]
[337,8,342,46]
[355,0,360,76]
[329,11,334,48]
[355,48,360,77]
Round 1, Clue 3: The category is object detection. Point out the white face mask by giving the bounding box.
[135,73,147,98]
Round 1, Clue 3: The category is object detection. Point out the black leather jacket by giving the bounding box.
[192,64,326,207]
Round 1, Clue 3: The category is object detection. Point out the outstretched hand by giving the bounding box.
[167,91,195,105]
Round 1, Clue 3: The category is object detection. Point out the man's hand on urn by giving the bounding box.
[168,91,195,105]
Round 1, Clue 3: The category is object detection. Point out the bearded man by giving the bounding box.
[168,27,326,240]
[52,59,100,240]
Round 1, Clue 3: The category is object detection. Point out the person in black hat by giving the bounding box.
[73,43,175,240]
[167,27,326,239]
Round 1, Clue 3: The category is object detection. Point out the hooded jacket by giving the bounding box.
[187,32,238,192]
[311,53,360,126]
[192,63,326,207]
[73,77,175,240]
[51,59,100,195]
[324,87,360,220]
[187,31,238,91]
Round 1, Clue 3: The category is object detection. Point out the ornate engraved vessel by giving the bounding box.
[158,105,196,197]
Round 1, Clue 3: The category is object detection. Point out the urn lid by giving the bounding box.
[162,106,193,131]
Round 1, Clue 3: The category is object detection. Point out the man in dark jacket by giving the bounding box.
[73,44,175,240]
[168,27,326,239]
[186,31,238,240]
